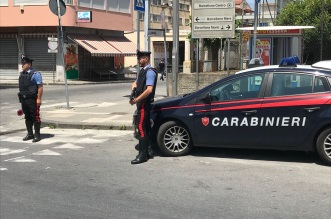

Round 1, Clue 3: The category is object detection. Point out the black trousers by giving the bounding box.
[137,102,151,148]
[21,97,40,122]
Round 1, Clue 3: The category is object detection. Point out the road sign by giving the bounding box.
[48,37,58,53]
[134,0,145,12]
[192,0,235,38]
[148,29,164,37]
[49,0,66,16]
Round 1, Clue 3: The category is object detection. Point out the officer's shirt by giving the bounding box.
[137,64,156,86]
[23,68,43,85]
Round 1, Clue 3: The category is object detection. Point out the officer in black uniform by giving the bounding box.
[129,50,157,164]
[18,55,43,142]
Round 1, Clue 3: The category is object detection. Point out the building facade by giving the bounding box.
[0,0,136,82]
[125,0,192,73]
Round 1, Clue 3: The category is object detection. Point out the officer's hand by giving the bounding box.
[37,99,42,106]
[129,98,136,105]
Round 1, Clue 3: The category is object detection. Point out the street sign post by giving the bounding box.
[192,0,235,38]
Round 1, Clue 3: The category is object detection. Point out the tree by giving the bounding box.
[276,0,331,64]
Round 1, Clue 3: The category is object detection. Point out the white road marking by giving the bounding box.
[53,143,84,150]
[0,148,26,155]
[32,149,61,156]
[82,115,122,123]
[97,102,117,107]
[0,167,8,171]
[73,138,106,144]
[4,156,37,162]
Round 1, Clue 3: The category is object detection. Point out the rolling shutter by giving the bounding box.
[25,38,56,81]
[0,38,19,79]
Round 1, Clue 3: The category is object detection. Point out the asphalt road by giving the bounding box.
[1,128,330,219]
[0,81,167,129]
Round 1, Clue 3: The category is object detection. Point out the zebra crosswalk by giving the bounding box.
[0,128,132,171]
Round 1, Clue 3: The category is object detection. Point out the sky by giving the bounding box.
[246,0,275,9]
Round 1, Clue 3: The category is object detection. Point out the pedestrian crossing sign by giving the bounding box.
[134,0,145,12]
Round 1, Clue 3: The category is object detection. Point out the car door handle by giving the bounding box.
[304,107,321,113]
[242,110,257,115]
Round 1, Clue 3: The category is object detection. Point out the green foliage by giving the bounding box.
[276,0,331,63]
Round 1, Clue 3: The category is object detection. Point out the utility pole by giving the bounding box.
[252,0,260,59]
[172,0,179,96]
[144,0,150,51]
[320,0,325,60]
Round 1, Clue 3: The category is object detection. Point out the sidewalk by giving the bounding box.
[0,77,163,135]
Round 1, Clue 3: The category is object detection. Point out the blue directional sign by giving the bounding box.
[134,0,145,12]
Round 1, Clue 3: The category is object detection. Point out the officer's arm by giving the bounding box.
[37,84,43,106]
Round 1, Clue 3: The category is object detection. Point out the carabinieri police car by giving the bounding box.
[150,59,331,165]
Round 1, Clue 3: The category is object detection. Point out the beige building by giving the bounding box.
[125,0,192,73]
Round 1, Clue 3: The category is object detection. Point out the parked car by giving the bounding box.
[150,60,331,165]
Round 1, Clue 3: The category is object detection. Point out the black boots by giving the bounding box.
[23,120,34,141]
[147,145,154,159]
[23,120,41,142]
[131,138,149,165]
[32,122,41,142]
[134,144,154,159]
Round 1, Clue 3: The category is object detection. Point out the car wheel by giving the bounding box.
[157,121,192,156]
[316,128,331,166]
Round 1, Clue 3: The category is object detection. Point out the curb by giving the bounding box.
[0,122,134,136]
[42,121,135,131]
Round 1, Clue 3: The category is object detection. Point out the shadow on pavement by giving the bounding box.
[190,147,324,165]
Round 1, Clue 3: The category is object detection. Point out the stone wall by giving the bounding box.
[166,71,235,96]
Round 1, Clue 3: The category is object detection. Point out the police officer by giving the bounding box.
[129,50,157,164]
[18,55,43,142]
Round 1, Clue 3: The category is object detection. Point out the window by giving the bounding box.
[314,76,330,93]
[152,0,162,5]
[139,13,145,21]
[179,3,189,11]
[168,16,172,24]
[92,0,105,10]
[0,0,8,6]
[210,74,264,101]
[271,73,313,96]
[179,18,182,26]
[152,14,161,22]
[185,19,190,26]
[64,0,73,4]
[14,0,47,5]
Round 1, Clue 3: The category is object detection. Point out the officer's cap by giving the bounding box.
[137,50,151,59]
[21,55,34,64]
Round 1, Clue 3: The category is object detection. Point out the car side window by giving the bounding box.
[314,76,330,93]
[271,73,313,96]
[210,74,264,102]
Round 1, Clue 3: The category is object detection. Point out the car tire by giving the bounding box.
[157,121,192,156]
[316,128,331,166]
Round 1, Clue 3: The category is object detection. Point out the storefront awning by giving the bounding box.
[101,36,137,56]
[236,26,315,31]
[68,34,136,57]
